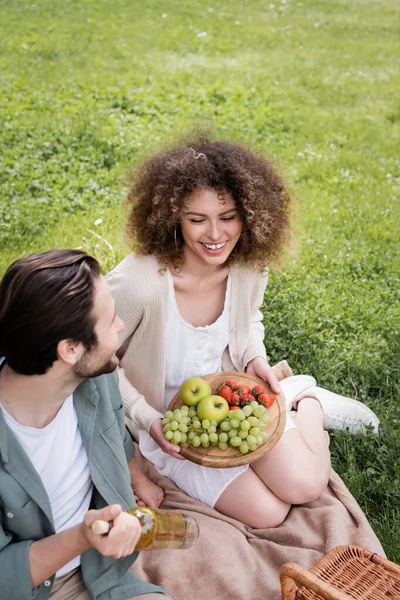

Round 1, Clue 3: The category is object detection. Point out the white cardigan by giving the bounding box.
[106,253,268,434]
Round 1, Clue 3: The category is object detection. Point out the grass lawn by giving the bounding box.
[1,0,399,561]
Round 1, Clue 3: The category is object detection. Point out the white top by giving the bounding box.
[139,271,232,473]
[163,270,232,409]
[0,393,93,577]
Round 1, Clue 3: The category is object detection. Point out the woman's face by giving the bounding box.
[180,188,243,267]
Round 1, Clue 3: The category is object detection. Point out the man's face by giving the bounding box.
[73,276,124,379]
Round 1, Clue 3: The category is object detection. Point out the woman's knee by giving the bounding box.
[280,472,330,505]
[243,498,291,529]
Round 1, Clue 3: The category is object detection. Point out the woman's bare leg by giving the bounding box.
[214,467,291,528]
[251,396,331,505]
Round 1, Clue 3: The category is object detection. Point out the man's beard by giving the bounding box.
[73,349,119,379]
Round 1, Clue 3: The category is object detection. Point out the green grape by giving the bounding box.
[192,435,201,447]
[243,405,252,417]
[239,441,249,454]
[250,401,259,411]
[240,420,251,431]
[254,406,265,419]
[246,434,257,446]
[188,408,197,417]
[208,425,217,434]
[188,430,196,441]
[165,430,174,441]
[181,416,191,425]
[235,410,246,421]
[249,444,258,452]
[239,430,248,439]
[162,417,169,426]
[249,427,260,437]
[165,411,174,420]
[178,423,188,433]
[201,439,210,448]
[260,413,270,424]
[255,435,263,445]
[219,432,228,443]
[247,416,259,426]
[220,421,231,432]
[173,409,182,422]
[210,420,218,428]
[193,420,201,429]
[230,418,240,429]
[219,442,229,451]
[228,428,239,439]
[163,424,171,433]
[170,421,179,431]
[172,431,182,444]
[181,406,189,416]
[181,442,189,449]
[230,436,241,447]
[209,432,218,444]
[180,432,188,443]
[200,433,209,445]
[202,419,211,430]
[260,431,268,441]
[228,411,238,420]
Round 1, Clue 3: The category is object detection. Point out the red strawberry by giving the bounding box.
[240,393,256,405]
[217,385,233,403]
[229,405,240,411]
[258,393,275,409]
[230,392,241,406]
[251,385,265,398]
[224,379,238,390]
[235,384,251,396]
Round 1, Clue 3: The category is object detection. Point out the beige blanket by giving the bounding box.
[132,457,385,600]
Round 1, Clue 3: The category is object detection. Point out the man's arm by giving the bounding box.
[0,504,141,598]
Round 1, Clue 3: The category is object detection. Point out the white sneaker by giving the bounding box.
[279,375,380,434]
[306,386,380,434]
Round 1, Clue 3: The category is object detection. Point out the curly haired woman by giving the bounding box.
[107,134,379,527]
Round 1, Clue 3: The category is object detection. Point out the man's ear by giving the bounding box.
[57,339,83,366]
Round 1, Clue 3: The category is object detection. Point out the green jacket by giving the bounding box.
[0,370,166,600]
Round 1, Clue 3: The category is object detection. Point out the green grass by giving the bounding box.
[1,0,399,561]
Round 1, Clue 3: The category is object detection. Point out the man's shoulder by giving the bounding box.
[78,371,122,410]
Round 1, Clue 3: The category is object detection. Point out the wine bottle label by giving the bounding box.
[134,510,153,534]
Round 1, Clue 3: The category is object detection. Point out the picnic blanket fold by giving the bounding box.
[131,453,385,600]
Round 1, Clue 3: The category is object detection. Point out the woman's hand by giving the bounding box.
[246,357,281,395]
[133,480,165,508]
[150,418,185,460]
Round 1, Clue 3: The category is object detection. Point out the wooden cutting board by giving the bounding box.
[166,372,286,468]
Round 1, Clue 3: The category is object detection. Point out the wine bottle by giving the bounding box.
[92,506,199,551]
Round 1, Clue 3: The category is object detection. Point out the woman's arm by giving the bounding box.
[242,270,281,394]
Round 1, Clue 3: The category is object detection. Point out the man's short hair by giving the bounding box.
[0,249,101,375]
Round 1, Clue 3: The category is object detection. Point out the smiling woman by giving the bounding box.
[107,133,379,528]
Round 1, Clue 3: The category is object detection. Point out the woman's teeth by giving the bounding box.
[201,242,225,250]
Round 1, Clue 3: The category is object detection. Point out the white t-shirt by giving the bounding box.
[0,391,93,577]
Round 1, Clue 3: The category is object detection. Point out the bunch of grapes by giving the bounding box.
[218,401,269,454]
[163,400,269,454]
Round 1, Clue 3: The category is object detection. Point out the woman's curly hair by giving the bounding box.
[124,134,292,271]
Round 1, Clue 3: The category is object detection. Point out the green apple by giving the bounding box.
[180,377,212,407]
[196,395,229,424]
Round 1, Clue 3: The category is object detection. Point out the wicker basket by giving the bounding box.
[280,545,400,600]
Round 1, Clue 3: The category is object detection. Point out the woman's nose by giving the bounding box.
[206,220,221,241]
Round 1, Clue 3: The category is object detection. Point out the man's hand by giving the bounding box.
[246,357,282,395]
[82,504,142,559]
[150,418,185,460]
